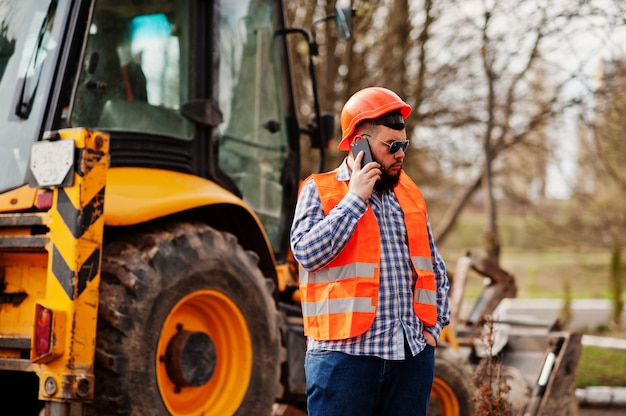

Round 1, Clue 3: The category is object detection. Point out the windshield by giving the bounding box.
[217,0,290,252]
[0,0,66,194]
[71,1,192,140]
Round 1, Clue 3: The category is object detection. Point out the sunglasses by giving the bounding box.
[362,134,409,154]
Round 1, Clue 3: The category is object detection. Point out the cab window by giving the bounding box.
[71,0,192,139]
[217,0,288,252]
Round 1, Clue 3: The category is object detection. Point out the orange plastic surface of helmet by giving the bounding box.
[338,87,412,150]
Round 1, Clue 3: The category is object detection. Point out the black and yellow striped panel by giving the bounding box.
[49,130,108,300]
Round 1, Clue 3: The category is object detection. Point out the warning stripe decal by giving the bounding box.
[56,187,105,239]
[76,148,105,178]
[51,244,102,299]
[49,131,108,301]
[51,244,74,299]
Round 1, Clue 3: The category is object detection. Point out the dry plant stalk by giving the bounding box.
[472,317,514,416]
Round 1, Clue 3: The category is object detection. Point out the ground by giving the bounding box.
[274,404,626,415]
[579,408,625,416]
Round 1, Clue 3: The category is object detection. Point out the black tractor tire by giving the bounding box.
[88,221,282,416]
[429,348,476,416]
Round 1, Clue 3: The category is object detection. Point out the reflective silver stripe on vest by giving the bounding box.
[302,297,376,317]
[412,256,433,272]
[299,262,377,284]
[415,288,437,306]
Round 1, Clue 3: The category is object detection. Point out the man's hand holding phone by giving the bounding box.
[350,140,380,200]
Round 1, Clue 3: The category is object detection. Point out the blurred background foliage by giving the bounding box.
[284,0,626,325]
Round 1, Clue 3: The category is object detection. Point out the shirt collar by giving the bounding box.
[336,158,352,182]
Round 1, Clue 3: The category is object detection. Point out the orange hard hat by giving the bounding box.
[338,87,412,150]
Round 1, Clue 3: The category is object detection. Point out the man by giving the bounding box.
[290,87,450,416]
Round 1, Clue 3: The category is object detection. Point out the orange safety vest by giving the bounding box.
[299,170,438,341]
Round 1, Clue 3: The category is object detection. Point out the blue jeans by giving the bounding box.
[304,345,435,416]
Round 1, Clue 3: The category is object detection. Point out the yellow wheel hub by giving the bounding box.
[156,289,252,415]
[430,376,461,416]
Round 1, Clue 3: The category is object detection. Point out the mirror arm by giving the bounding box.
[275,27,326,172]
[275,3,354,172]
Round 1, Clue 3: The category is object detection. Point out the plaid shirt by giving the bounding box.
[290,159,450,360]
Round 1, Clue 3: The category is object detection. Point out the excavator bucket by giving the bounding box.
[439,251,582,416]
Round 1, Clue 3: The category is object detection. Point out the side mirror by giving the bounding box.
[335,0,353,40]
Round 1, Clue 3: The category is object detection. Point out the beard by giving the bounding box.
[374,165,401,193]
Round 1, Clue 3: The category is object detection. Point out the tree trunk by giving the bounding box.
[433,173,482,246]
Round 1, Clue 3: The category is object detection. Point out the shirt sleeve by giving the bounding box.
[424,217,451,343]
[290,178,367,272]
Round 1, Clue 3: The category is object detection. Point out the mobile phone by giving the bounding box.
[351,139,374,167]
